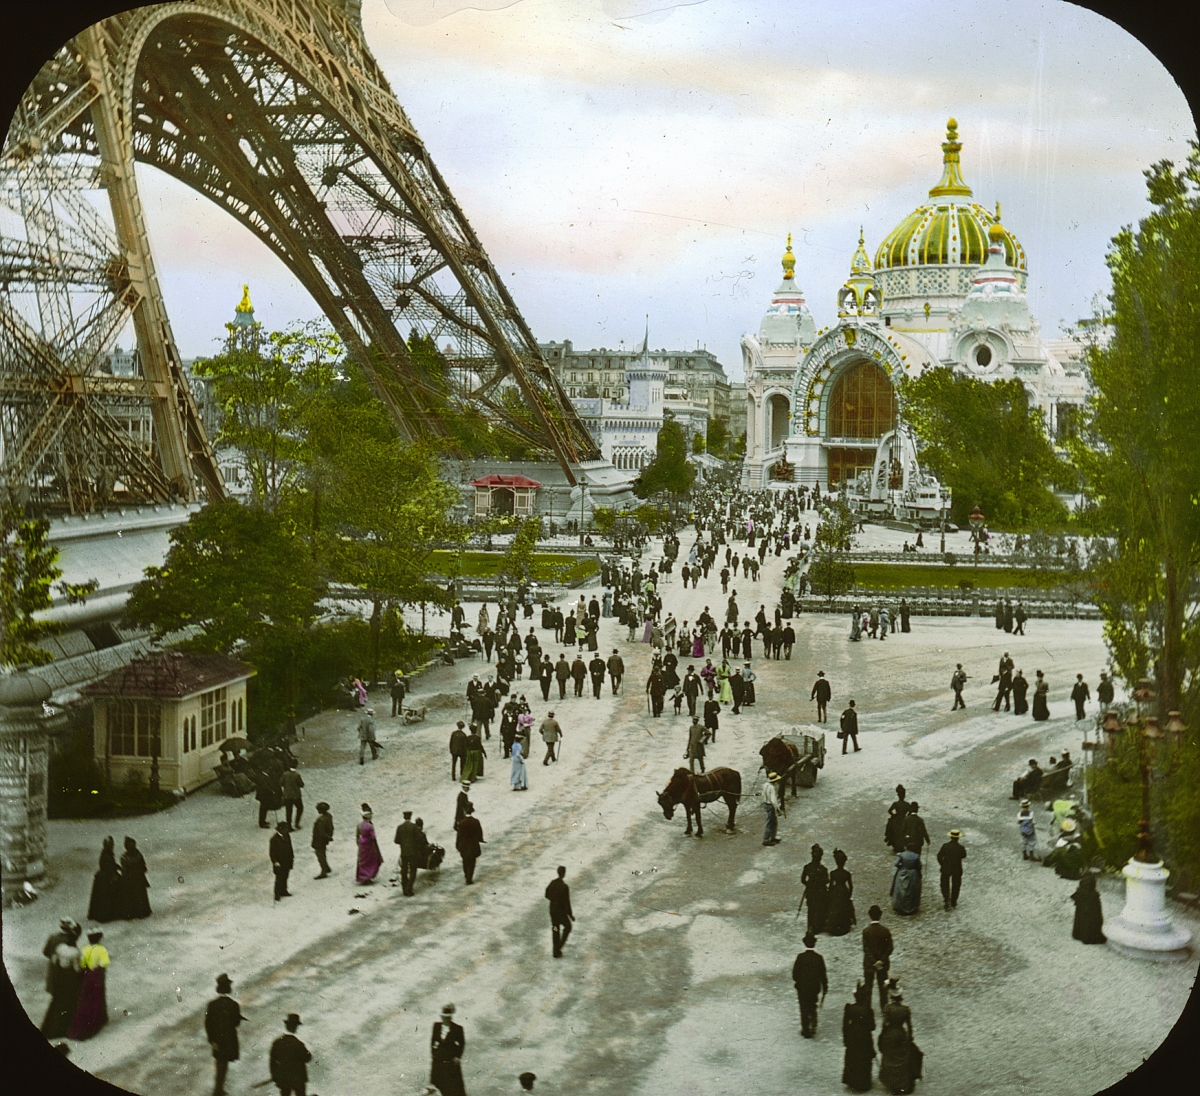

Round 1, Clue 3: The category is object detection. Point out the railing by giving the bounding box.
[795,592,1100,619]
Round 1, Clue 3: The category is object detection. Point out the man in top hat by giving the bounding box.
[394,810,425,896]
[810,671,831,722]
[270,821,295,901]
[205,974,244,1096]
[936,829,967,910]
[269,1013,311,1096]
[430,1003,466,1096]
[791,934,828,1038]
[1071,673,1091,721]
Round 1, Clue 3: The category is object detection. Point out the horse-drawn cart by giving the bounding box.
[759,726,827,798]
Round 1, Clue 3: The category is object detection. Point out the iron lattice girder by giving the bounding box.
[112,1,596,470]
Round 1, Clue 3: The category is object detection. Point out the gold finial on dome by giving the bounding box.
[850,226,872,274]
[988,221,1006,243]
[782,233,795,280]
[928,116,972,199]
[236,283,254,313]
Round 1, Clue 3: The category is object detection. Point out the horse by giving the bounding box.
[759,737,802,800]
[656,767,741,836]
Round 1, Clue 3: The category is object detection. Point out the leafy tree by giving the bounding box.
[500,518,542,588]
[636,419,695,499]
[0,505,98,667]
[731,432,747,459]
[809,497,857,601]
[192,321,341,510]
[591,507,617,535]
[124,501,324,654]
[691,433,706,454]
[900,369,1072,528]
[1072,144,1200,880]
[706,417,729,457]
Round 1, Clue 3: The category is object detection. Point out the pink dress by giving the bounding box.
[356,820,383,884]
[692,633,705,658]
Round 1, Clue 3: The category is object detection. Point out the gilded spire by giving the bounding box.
[781,233,795,280]
[850,226,872,274]
[236,283,254,313]
[928,117,972,199]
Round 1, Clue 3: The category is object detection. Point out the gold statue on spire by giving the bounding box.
[782,233,795,280]
[928,116,972,199]
[236,283,254,313]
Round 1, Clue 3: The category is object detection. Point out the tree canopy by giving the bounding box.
[900,369,1072,528]
[1074,142,1200,883]
[636,418,695,498]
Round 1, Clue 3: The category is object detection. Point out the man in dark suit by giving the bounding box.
[430,1004,466,1096]
[455,804,484,885]
[554,655,571,700]
[811,671,831,722]
[936,829,968,910]
[205,973,244,1096]
[571,654,587,697]
[394,810,425,896]
[782,621,796,660]
[861,906,894,1012]
[992,653,1014,711]
[791,934,827,1038]
[545,865,576,958]
[270,821,294,901]
[589,654,606,699]
[839,700,860,753]
[310,802,334,879]
[269,1013,311,1096]
[682,666,702,717]
[1071,674,1091,720]
[607,649,624,695]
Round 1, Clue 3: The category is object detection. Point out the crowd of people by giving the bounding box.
[28,479,1119,1096]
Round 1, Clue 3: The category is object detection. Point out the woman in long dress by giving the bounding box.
[510,737,528,791]
[716,659,734,704]
[40,928,83,1039]
[1032,671,1050,720]
[691,631,705,659]
[742,664,756,706]
[1071,873,1106,944]
[877,992,921,1094]
[890,850,922,916]
[355,806,383,884]
[799,845,830,935]
[461,726,486,782]
[67,930,109,1040]
[477,603,490,634]
[841,982,876,1093]
[825,849,857,936]
[87,837,122,923]
[119,836,152,919]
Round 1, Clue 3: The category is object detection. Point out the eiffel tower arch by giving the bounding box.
[1,0,600,513]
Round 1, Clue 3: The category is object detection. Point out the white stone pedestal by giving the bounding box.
[1103,858,1192,961]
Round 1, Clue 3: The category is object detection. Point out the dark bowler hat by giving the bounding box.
[216,973,233,992]
[803,933,817,948]
[285,1014,301,1030]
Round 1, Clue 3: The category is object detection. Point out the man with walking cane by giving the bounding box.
[607,649,624,695]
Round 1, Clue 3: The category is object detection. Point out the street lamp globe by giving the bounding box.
[1165,711,1187,745]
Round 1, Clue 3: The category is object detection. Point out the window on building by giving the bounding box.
[569,387,576,397]
[603,388,610,397]
[200,687,228,748]
[828,360,897,439]
[108,700,162,758]
[587,373,594,381]
[571,373,577,381]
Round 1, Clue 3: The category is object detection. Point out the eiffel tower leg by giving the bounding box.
[79,25,223,503]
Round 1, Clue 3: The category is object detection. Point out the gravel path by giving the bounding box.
[5,535,1195,1096]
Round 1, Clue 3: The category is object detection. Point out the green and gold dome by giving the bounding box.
[874,119,1026,274]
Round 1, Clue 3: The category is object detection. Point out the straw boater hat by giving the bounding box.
[1060,818,1078,833]
[768,772,781,782]
[1020,799,1031,807]
[948,829,962,838]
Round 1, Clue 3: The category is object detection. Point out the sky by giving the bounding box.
[124,0,1194,377]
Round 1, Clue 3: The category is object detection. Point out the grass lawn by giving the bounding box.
[427,551,597,584]
[850,562,1080,591]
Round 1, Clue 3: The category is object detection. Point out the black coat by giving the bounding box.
[545,877,574,922]
[270,1033,311,1087]
[792,950,828,1001]
[936,839,967,876]
[270,831,294,871]
[205,995,244,1060]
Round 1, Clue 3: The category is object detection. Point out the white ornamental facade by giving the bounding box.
[740,118,1090,495]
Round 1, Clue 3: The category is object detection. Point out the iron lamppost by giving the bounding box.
[1099,679,1191,959]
